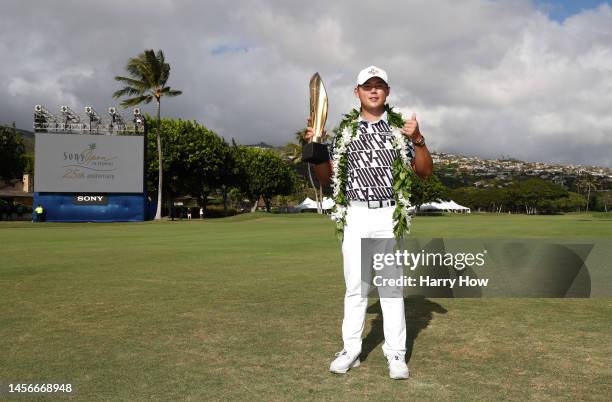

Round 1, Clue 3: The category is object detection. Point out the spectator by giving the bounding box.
[33,204,44,223]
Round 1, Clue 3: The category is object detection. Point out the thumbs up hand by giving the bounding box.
[400,113,421,141]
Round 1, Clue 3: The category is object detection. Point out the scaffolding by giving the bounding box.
[33,105,145,135]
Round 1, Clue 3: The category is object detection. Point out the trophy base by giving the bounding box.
[302,142,330,164]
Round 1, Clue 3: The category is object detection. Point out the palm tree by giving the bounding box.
[113,49,182,220]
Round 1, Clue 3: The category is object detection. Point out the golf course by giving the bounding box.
[1,213,611,401]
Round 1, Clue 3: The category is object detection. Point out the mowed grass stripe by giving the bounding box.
[0,213,610,400]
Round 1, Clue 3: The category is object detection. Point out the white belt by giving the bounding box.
[349,199,396,209]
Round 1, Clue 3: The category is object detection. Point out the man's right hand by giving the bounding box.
[304,117,333,184]
[305,117,327,142]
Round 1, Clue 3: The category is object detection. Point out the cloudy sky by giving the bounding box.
[1,0,611,167]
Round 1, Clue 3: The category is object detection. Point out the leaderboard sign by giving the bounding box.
[34,133,144,193]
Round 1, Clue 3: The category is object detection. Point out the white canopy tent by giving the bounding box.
[295,197,335,211]
[295,197,318,210]
[446,200,471,213]
[412,199,470,213]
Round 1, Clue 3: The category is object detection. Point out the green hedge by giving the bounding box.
[205,205,238,218]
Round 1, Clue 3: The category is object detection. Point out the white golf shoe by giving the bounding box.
[385,354,410,380]
[329,350,360,374]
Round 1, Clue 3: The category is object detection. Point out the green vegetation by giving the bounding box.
[450,178,589,214]
[233,146,296,212]
[1,214,610,400]
[410,174,447,210]
[0,124,26,181]
[142,118,298,215]
[144,117,231,213]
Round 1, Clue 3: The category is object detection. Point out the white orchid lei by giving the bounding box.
[330,104,415,241]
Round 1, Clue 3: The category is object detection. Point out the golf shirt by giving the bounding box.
[329,112,415,201]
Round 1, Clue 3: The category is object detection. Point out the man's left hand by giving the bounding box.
[400,113,421,141]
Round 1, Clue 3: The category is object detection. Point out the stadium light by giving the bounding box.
[132,108,145,133]
[108,107,125,125]
[85,106,100,123]
[34,104,57,124]
[60,105,80,123]
[133,108,143,123]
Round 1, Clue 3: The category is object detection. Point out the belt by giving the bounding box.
[350,199,396,209]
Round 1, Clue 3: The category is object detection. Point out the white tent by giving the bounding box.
[295,197,318,210]
[447,200,471,213]
[414,199,471,213]
[295,197,335,211]
[419,201,444,211]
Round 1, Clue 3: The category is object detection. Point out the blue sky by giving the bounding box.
[536,0,611,21]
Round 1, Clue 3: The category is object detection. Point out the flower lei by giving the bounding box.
[330,104,414,241]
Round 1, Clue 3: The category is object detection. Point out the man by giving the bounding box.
[305,66,432,379]
[33,204,44,223]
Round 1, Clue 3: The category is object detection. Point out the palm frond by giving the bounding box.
[160,67,170,86]
[126,53,155,84]
[160,87,182,97]
[125,54,146,77]
[113,76,150,91]
[120,95,153,108]
[160,61,170,86]
[146,50,162,85]
[156,50,168,85]
[112,86,143,99]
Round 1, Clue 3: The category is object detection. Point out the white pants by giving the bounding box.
[341,203,406,358]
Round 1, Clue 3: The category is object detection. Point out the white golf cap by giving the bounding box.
[356,65,388,85]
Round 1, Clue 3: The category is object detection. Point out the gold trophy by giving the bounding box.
[302,72,330,164]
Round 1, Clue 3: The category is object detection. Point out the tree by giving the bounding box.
[552,192,586,212]
[449,187,479,210]
[23,152,34,175]
[113,49,182,220]
[217,142,238,213]
[0,125,25,182]
[278,139,317,209]
[177,122,230,213]
[234,146,296,212]
[576,174,599,212]
[144,118,228,215]
[507,178,567,214]
[594,190,612,212]
[410,174,447,211]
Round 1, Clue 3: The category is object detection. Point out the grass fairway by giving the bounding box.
[1,213,611,401]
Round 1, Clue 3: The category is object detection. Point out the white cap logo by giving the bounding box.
[357,65,389,85]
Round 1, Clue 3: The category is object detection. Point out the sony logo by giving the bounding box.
[73,195,108,205]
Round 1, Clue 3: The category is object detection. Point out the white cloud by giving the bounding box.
[0,0,611,166]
